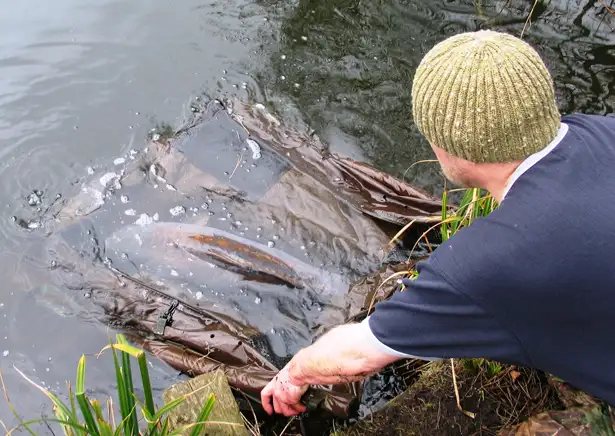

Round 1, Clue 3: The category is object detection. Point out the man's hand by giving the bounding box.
[260,320,403,416]
[261,363,309,416]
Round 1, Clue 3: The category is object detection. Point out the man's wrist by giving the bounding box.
[287,350,309,386]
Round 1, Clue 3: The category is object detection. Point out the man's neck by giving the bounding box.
[474,162,523,203]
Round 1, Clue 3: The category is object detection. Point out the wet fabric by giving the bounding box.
[31,99,443,418]
[368,114,615,407]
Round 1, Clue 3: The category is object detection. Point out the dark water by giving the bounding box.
[0,0,613,430]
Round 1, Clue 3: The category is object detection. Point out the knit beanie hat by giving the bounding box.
[411,30,561,163]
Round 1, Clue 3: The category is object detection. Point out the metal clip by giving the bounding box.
[155,299,179,336]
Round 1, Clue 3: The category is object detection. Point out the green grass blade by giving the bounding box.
[76,395,101,436]
[97,420,114,436]
[111,343,131,432]
[111,404,138,436]
[121,351,139,435]
[189,394,216,436]
[16,418,89,435]
[91,400,104,422]
[67,382,85,436]
[75,355,101,436]
[120,351,138,436]
[159,418,169,436]
[137,353,156,417]
[441,190,449,242]
[151,397,186,422]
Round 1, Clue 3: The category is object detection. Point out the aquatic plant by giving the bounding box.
[2,334,217,436]
[439,187,498,242]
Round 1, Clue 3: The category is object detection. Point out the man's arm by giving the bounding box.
[260,319,404,416]
[261,254,524,416]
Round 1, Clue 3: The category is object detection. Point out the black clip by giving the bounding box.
[155,299,179,336]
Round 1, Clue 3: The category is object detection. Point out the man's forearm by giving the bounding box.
[285,321,402,386]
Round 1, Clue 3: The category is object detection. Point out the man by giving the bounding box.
[260,29,615,417]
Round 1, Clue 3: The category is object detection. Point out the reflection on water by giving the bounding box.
[0,0,613,430]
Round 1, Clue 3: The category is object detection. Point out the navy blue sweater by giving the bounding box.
[367,113,615,405]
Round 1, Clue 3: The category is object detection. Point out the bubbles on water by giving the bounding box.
[120,195,129,203]
[87,166,95,175]
[200,203,209,210]
[99,172,120,189]
[246,139,261,159]
[170,270,179,277]
[2,350,8,357]
[114,158,126,166]
[281,54,287,60]
[135,213,153,226]
[153,213,160,221]
[256,227,262,232]
[121,253,129,260]
[27,221,40,229]
[267,241,275,248]
[152,133,161,141]
[124,209,137,216]
[84,292,91,298]
[166,184,177,191]
[301,36,308,41]
[169,206,186,216]
[27,191,42,206]
[254,296,262,304]
[272,235,280,240]
[195,291,203,300]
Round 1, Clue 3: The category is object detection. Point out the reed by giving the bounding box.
[3,334,217,436]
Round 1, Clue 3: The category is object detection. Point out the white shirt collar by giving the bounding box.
[500,123,569,201]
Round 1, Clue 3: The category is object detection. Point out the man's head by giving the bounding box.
[411,30,560,187]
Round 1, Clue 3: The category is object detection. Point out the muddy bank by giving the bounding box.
[337,360,615,436]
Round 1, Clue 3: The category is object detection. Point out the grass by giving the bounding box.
[1,334,219,436]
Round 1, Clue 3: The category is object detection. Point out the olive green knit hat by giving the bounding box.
[411,30,561,163]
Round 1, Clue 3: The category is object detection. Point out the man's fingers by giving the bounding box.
[260,383,274,415]
[273,396,283,415]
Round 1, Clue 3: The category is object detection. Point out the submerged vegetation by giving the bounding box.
[2,334,217,436]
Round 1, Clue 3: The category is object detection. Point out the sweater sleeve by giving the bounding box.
[367,257,526,364]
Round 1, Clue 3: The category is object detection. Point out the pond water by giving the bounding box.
[0,0,613,431]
